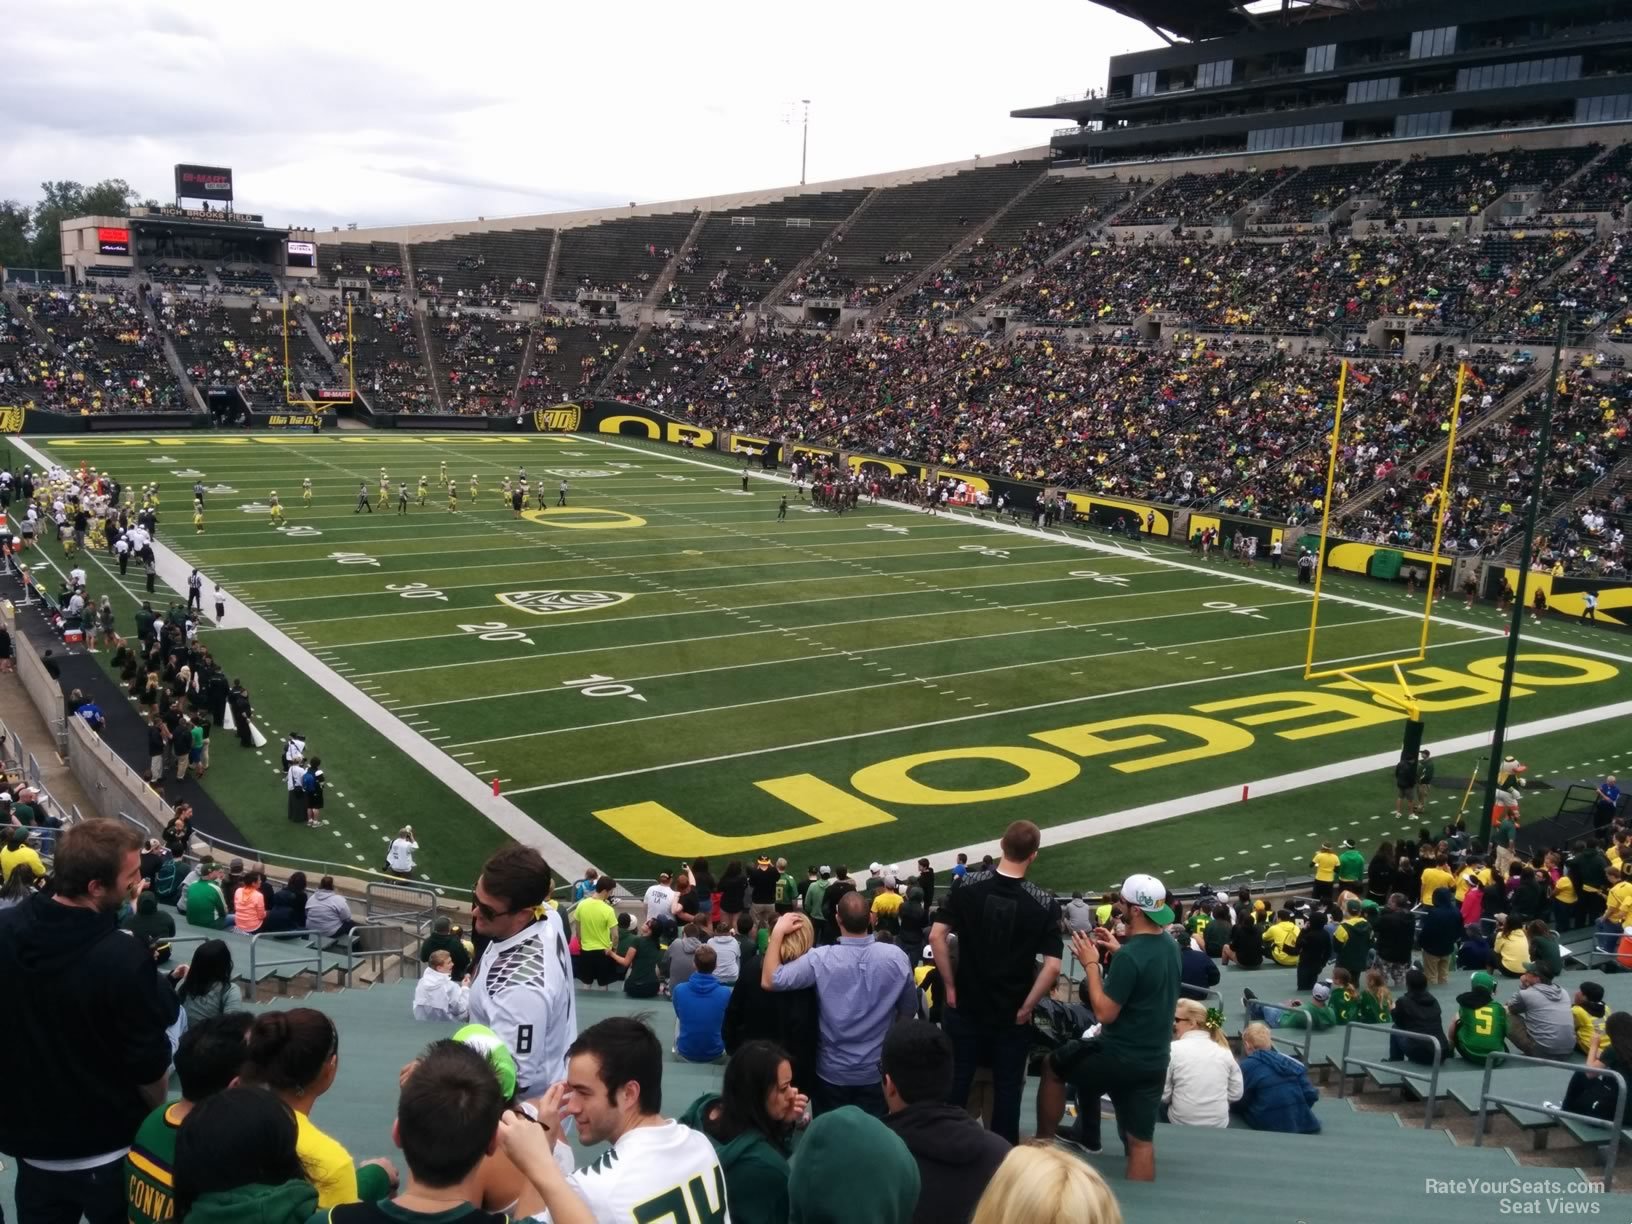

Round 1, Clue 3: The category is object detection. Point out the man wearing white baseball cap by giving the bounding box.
[1036,871,1181,1182]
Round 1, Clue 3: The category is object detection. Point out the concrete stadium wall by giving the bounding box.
[64,714,167,836]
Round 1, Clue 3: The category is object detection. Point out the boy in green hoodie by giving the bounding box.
[1450,971,1509,1064]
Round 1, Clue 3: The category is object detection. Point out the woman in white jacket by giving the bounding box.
[1164,998,1243,1126]
[413,949,470,1021]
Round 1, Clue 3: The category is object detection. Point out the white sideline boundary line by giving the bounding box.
[12,435,591,880]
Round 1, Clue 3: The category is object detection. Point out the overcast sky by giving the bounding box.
[0,0,1152,231]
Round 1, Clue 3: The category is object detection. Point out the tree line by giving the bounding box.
[0,179,145,271]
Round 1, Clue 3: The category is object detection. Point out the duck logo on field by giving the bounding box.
[496,590,634,616]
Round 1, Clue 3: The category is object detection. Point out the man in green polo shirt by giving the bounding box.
[127,1013,254,1224]
[1336,840,1366,894]
[573,874,619,988]
[184,860,231,929]
[1036,872,1180,1182]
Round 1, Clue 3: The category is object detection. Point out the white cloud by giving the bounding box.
[0,0,1151,229]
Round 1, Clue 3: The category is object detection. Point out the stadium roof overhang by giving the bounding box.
[1091,0,1374,44]
[130,214,287,243]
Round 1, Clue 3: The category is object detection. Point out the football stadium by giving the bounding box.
[6,0,1632,1219]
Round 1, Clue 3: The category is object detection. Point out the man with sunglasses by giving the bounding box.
[468,844,578,1100]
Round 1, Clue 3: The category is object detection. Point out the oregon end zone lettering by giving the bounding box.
[597,414,715,447]
[594,653,1617,856]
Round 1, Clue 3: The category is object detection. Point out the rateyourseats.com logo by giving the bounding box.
[1423,1178,1604,1214]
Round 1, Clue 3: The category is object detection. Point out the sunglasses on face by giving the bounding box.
[472,898,516,922]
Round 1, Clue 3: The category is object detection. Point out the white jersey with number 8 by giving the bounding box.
[468,910,577,1095]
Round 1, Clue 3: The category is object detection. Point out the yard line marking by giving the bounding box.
[501,631,1495,791]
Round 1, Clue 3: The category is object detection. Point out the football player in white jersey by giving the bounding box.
[525,1017,729,1224]
[468,845,578,1099]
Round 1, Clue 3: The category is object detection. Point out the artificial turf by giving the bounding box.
[18,431,1632,894]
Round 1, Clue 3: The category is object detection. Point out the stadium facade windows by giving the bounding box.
[1246,120,1343,153]
[1304,43,1337,74]
[1409,26,1459,60]
[1346,77,1402,105]
[1577,93,1632,123]
[1133,71,1156,98]
[1457,55,1581,93]
[1394,110,1452,139]
[1196,59,1235,90]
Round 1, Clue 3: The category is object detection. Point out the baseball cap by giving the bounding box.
[1311,982,1332,1003]
[921,944,934,961]
[1471,971,1497,992]
[818,865,832,878]
[1120,873,1174,925]
[868,862,883,874]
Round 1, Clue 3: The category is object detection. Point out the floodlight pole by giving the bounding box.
[1477,317,1566,843]
[800,100,811,186]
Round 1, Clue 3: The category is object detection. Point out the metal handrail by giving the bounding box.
[1335,1020,1445,1127]
[247,928,326,988]
[1242,993,1316,1065]
[1474,1050,1628,1189]
[365,880,439,934]
[319,922,415,987]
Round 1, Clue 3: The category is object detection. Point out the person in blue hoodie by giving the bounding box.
[673,943,732,1062]
[1418,887,1463,985]
[1234,1021,1320,1133]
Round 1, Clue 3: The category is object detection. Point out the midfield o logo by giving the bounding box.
[496,590,634,616]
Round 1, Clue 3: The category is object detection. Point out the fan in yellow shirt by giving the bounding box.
[1604,870,1632,925]
[1263,914,1301,967]
[0,833,46,883]
[1419,856,1456,907]
[1454,863,1492,902]
[1311,844,1340,899]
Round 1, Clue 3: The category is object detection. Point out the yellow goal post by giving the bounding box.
[282,293,355,408]
[1301,358,1470,719]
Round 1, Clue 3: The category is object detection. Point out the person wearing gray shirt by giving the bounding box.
[1507,963,1574,1058]
[1063,892,1096,933]
[763,890,917,1118]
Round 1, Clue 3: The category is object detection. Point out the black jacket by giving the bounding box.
[1391,988,1450,1052]
[0,892,180,1158]
[881,1102,1010,1224]
[1374,907,1417,964]
[1418,894,1462,956]
[722,952,820,1093]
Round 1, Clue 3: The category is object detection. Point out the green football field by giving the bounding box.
[14,431,1632,896]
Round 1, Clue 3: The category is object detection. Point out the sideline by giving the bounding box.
[10,436,590,879]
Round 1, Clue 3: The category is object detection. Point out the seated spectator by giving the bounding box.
[176,939,243,1025]
[673,944,731,1063]
[1493,913,1531,978]
[413,949,471,1022]
[1389,968,1451,1065]
[1234,1021,1320,1134]
[185,860,232,929]
[1357,967,1393,1025]
[787,1106,920,1224]
[1326,966,1359,1024]
[1457,923,1493,971]
[127,1013,256,1224]
[306,876,357,941]
[1242,981,1336,1030]
[682,1040,804,1224]
[266,871,308,932]
[1573,980,1611,1055]
[666,922,704,991]
[0,861,40,910]
[1527,919,1563,980]
[1450,971,1509,1064]
[966,1141,1121,1224]
[1295,909,1332,992]
[419,915,472,979]
[879,1019,1008,1224]
[1563,1011,1632,1120]
[240,1008,398,1206]
[352,1038,591,1224]
[724,911,820,1093]
[1506,962,1575,1058]
[1373,893,1415,988]
[1172,924,1219,1000]
[1164,998,1242,1127]
[708,916,743,985]
[611,916,663,999]
[1221,909,1264,967]
[1260,909,1300,967]
[233,870,267,934]
[0,826,45,883]
[172,1087,318,1224]
[122,888,177,961]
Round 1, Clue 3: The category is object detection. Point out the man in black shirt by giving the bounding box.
[929,820,1063,1144]
[746,854,779,927]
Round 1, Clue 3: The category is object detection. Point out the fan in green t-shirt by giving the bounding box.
[1451,971,1510,1063]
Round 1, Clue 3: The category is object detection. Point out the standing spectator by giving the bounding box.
[1388,968,1450,1064]
[1506,962,1575,1058]
[930,820,1062,1144]
[1373,893,1417,989]
[1336,840,1366,894]
[1418,887,1462,984]
[725,912,819,1093]
[880,1019,1009,1224]
[1164,998,1242,1127]
[674,945,731,1062]
[573,874,620,989]
[643,871,677,938]
[126,1014,257,1224]
[804,866,832,945]
[1597,775,1622,833]
[681,1040,804,1224]
[1035,873,1181,1182]
[419,914,472,980]
[469,844,577,1099]
[304,757,327,827]
[240,1008,397,1206]
[0,819,181,1224]
[307,875,357,941]
[163,802,195,859]
[914,858,934,909]
[386,825,417,877]
[572,868,600,904]
[1234,1022,1320,1134]
[1310,842,1339,901]
[719,860,749,931]
[175,939,243,1025]
[747,854,779,928]
[775,858,800,915]
[763,891,918,1118]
